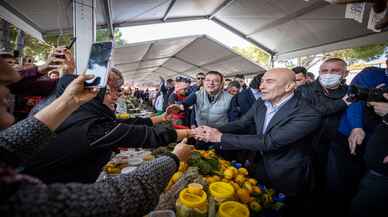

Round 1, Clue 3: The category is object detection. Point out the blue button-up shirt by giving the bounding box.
[262,93,294,134]
[250,88,262,100]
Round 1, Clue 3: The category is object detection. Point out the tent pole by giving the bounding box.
[73,0,96,73]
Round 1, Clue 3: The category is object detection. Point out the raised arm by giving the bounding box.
[0,75,98,167]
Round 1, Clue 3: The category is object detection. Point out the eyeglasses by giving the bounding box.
[197,77,205,80]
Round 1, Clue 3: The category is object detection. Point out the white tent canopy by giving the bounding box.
[1,0,387,62]
[113,35,266,85]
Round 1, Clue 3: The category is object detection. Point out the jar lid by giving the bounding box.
[218,201,249,217]
[178,188,207,208]
[209,182,235,199]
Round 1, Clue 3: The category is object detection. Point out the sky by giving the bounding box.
[119,19,252,49]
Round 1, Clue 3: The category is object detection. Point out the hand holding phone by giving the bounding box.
[84,41,113,88]
[43,47,75,75]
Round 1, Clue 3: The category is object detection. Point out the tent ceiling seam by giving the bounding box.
[162,0,176,22]
[276,29,388,57]
[209,0,236,20]
[0,0,43,32]
[211,17,275,55]
[246,0,329,37]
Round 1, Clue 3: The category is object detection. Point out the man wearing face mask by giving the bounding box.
[296,58,350,216]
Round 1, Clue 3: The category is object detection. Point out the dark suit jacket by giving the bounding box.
[228,88,257,121]
[218,94,321,196]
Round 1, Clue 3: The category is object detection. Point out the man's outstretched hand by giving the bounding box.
[192,126,222,143]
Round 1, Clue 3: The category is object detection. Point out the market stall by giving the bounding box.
[102,146,285,217]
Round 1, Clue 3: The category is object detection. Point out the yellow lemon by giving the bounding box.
[213,175,221,181]
[219,160,230,167]
[228,166,238,176]
[252,186,262,194]
[235,174,246,185]
[242,182,253,193]
[222,178,231,183]
[237,188,252,204]
[230,181,241,192]
[224,169,235,179]
[238,167,248,176]
[247,178,258,186]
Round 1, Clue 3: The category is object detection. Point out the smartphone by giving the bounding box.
[84,41,113,88]
[66,37,77,49]
[55,37,77,59]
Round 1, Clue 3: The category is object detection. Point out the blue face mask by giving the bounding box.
[319,74,342,88]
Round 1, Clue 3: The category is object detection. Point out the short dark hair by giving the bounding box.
[292,66,307,76]
[206,71,224,83]
[110,67,123,80]
[249,73,263,89]
[227,80,241,89]
[225,78,232,82]
[0,53,14,59]
[48,70,60,76]
[197,72,205,77]
[234,74,244,79]
[166,78,174,83]
[322,58,347,68]
[306,72,315,80]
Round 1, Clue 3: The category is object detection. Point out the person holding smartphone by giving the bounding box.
[7,48,75,121]
[22,64,194,184]
[0,57,194,217]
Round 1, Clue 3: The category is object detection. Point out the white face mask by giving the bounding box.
[319,74,342,88]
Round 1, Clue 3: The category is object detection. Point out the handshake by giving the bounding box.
[164,104,223,142]
[191,126,223,143]
[172,125,223,163]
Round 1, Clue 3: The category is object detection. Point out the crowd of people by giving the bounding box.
[0,44,387,217]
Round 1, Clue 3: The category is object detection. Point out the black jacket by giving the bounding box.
[229,88,257,122]
[365,117,388,176]
[22,108,177,184]
[296,81,348,153]
[296,80,348,117]
[217,95,321,196]
[22,76,177,184]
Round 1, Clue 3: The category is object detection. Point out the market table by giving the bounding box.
[99,148,285,217]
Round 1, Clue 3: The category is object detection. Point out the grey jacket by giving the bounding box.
[194,89,233,128]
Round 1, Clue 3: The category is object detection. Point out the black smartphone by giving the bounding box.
[66,37,77,49]
[84,41,113,88]
[55,37,76,59]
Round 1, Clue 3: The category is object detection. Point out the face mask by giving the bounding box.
[319,74,342,88]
